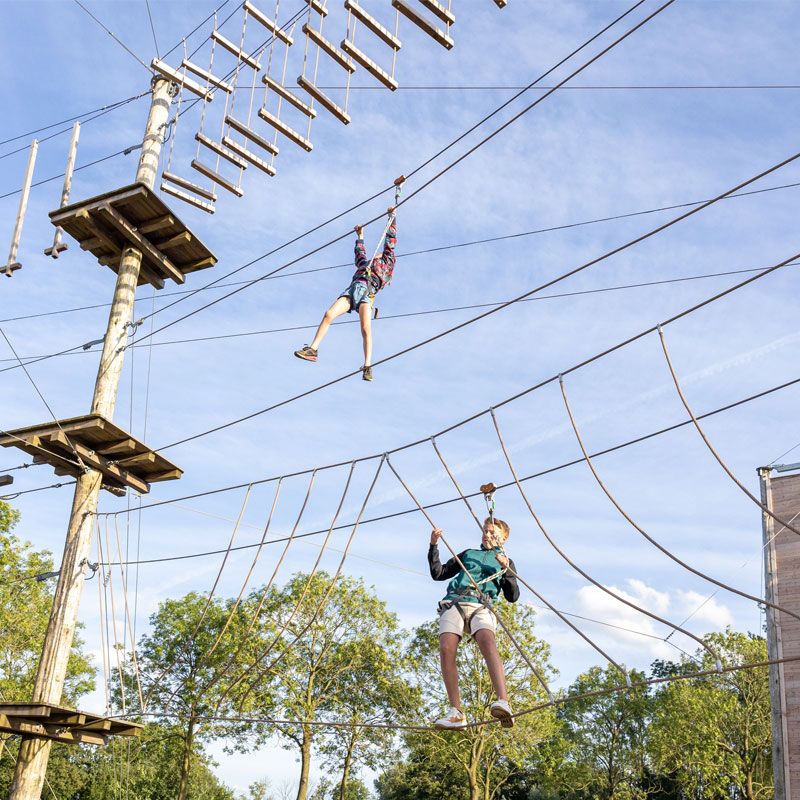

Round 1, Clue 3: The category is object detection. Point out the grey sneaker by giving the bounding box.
[362,365,373,381]
[294,345,318,362]
[434,706,467,730]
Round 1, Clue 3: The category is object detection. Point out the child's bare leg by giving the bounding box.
[439,633,462,709]
[358,301,373,367]
[473,628,508,701]
[310,296,350,351]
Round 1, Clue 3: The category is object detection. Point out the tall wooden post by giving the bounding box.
[9,76,173,800]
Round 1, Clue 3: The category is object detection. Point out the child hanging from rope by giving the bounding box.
[428,517,519,729]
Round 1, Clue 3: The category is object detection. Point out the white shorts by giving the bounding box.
[438,601,496,638]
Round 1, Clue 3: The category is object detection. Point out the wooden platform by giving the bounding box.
[48,183,217,290]
[0,703,141,747]
[0,414,182,496]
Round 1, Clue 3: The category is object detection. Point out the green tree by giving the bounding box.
[649,630,772,800]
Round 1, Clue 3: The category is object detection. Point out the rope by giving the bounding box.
[103,518,129,714]
[657,325,800,538]
[489,407,724,672]
[558,374,800,623]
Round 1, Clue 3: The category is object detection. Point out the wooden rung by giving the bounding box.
[181,59,233,93]
[161,172,217,202]
[341,40,398,90]
[211,30,261,70]
[138,215,174,235]
[296,76,351,125]
[302,24,355,73]
[191,160,245,198]
[419,0,455,26]
[195,133,248,169]
[392,0,453,49]
[244,0,294,45]
[344,0,402,50]
[262,75,316,118]
[154,231,192,250]
[151,59,213,101]
[258,108,313,151]
[221,136,277,176]
[225,116,279,156]
[307,0,328,16]
[160,183,216,215]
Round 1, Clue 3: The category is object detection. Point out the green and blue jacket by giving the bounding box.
[428,543,520,604]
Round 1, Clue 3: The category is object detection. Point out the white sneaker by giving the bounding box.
[490,699,514,728]
[434,706,467,729]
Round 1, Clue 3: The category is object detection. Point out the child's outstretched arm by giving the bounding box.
[428,527,462,581]
[382,209,397,267]
[354,224,369,271]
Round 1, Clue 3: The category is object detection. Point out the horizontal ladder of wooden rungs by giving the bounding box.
[151,59,213,101]
[391,0,453,49]
[243,0,294,44]
[211,30,261,70]
[419,0,455,26]
[181,59,233,92]
[344,0,402,50]
[258,108,313,151]
[296,76,350,124]
[302,24,355,73]
[195,132,248,168]
[161,171,217,201]
[341,40,397,90]
[262,75,317,117]
[225,116,280,155]
[221,136,277,176]
[190,160,244,197]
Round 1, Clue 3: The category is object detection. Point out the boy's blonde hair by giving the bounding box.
[484,516,510,542]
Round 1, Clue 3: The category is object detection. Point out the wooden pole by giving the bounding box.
[45,121,81,258]
[9,76,173,800]
[4,139,38,276]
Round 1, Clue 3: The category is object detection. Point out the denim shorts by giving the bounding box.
[339,279,374,313]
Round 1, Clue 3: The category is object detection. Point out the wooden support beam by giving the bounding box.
[341,40,398,90]
[151,59,213,101]
[307,0,328,16]
[392,0,453,49]
[181,59,233,93]
[76,210,121,259]
[258,108,313,151]
[191,160,245,198]
[137,215,175,235]
[221,136,277,176]
[344,0,402,50]
[50,186,147,227]
[211,30,261,70]
[296,76,351,124]
[225,116,279,156]
[302,24,355,72]
[96,439,138,457]
[160,183,216,215]
[181,256,217,274]
[418,0,455,25]
[494,0,507,6]
[244,0,294,45]
[148,468,184,482]
[95,204,186,285]
[262,75,316,118]
[195,133,248,169]
[0,475,13,488]
[114,452,156,469]
[154,231,191,250]
[161,172,217,202]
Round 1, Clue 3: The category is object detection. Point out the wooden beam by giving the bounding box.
[161,172,217,202]
[262,75,316,118]
[191,160,245,198]
[115,452,156,469]
[195,133,248,169]
[392,0,453,49]
[302,24,355,73]
[258,108,314,151]
[151,59,213,101]
[95,204,186,285]
[138,214,175,235]
[296,77,351,124]
[419,0,455,26]
[0,475,12,487]
[96,439,139,457]
[160,183,216,215]
[76,210,122,258]
[181,59,233,93]
[211,30,261,70]
[341,40,398,90]
[307,0,328,16]
[181,255,217,273]
[494,0,507,7]
[148,468,183,482]
[154,231,192,250]
[221,136,277,176]
[225,116,280,155]
[344,0,402,50]
[50,186,147,227]
[244,0,294,45]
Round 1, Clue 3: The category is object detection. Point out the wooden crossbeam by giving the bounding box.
[296,76,351,124]
[115,452,157,469]
[151,59,213,101]
[161,172,217,202]
[138,215,175,235]
[182,256,217,273]
[262,75,316,118]
[307,0,328,16]
[258,108,313,151]
[98,254,166,289]
[96,438,138,457]
[341,40,398,90]
[195,133,248,169]
[0,714,107,746]
[221,136,277,176]
[244,0,294,45]
[419,0,455,25]
[154,231,191,250]
[0,475,13,487]
[95,204,186,284]
[149,468,183,482]
[392,0,453,49]
[50,186,146,227]
[160,182,216,215]
[181,59,233,93]
[344,0,402,50]
[302,24,356,72]
[76,210,121,259]
[225,116,280,156]
[211,30,261,70]
[191,160,244,198]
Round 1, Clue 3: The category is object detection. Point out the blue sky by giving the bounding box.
[2,0,800,793]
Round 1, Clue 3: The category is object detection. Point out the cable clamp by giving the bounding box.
[82,337,104,351]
